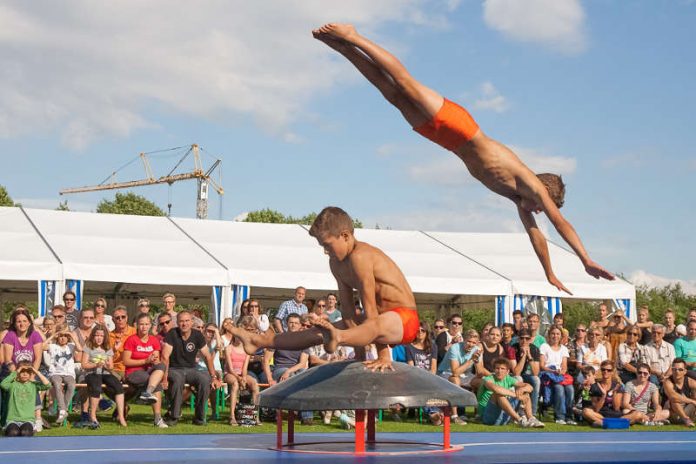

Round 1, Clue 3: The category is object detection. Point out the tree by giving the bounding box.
[56,200,70,211]
[97,192,165,216]
[0,185,16,207]
[244,208,363,228]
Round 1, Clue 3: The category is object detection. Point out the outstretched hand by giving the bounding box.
[584,260,615,281]
[548,275,573,295]
[363,358,394,373]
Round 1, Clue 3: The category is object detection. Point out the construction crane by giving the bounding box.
[59,144,224,219]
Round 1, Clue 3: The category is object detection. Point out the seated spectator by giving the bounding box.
[325,293,342,324]
[434,314,463,365]
[512,309,525,335]
[261,314,311,424]
[663,309,679,345]
[578,327,609,378]
[472,327,510,392]
[512,328,541,417]
[122,313,168,428]
[62,290,80,332]
[622,362,669,425]
[437,329,480,425]
[673,320,696,380]
[220,318,235,348]
[476,357,544,428]
[552,313,570,346]
[38,315,57,341]
[133,298,152,324]
[481,322,494,342]
[635,306,654,345]
[248,300,271,333]
[162,310,221,426]
[71,309,95,427]
[93,298,114,332]
[109,306,136,382]
[155,312,173,343]
[81,324,127,428]
[224,316,261,426]
[500,323,516,355]
[663,358,696,427]
[539,326,576,425]
[197,323,225,419]
[406,321,440,424]
[567,324,588,378]
[616,325,648,384]
[645,324,675,385]
[43,330,78,426]
[527,313,546,348]
[582,360,642,427]
[573,366,596,422]
[1,363,50,436]
[162,293,178,320]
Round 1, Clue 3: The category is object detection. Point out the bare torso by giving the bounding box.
[329,241,416,313]
[455,132,540,205]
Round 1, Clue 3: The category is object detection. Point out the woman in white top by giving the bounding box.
[540,326,576,424]
[248,300,270,333]
[579,327,609,371]
[93,297,114,332]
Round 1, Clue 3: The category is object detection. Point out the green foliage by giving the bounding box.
[56,200,70,211]
[97,192,165,216]
[0,185,16,207]
[562,301,602,333]
[244,208,363,228]
[636,283,696,323]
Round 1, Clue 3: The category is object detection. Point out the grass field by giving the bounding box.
[37,404,688,437]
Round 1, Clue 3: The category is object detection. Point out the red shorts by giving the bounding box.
[414,98,480,151]
[387,307,420,345]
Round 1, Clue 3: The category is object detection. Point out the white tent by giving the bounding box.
[0,207,636,321]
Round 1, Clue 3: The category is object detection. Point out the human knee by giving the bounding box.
[5,423,20,437]
[19,423,34,437]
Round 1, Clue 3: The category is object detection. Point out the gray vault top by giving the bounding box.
[259,361,477,411]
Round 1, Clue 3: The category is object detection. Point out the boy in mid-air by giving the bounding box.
[313,23,614,294]
[231,206,419,371]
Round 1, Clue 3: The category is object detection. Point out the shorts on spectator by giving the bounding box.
[439,371,475,388]
[481,398,520,426]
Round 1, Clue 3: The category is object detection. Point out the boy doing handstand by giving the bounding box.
[312,24,615,294]
[231,206,419,371]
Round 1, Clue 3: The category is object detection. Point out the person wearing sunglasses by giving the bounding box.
[617,325,648,384]
[568,324,588,378]
[108,306,136,382]
[62,290,80,332]
[622,362,669,425]
[93,298,115,332]
[435,314,464,365]
[583,360,641,427]
[437,329,481,425]
[664,357,696,427]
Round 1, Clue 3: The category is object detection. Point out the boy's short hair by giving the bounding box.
[463,329,479,340]
[536,173,565,208]
[492,357,510,369]
[17,361,33,373]
[309,206,354,238]
[581,365,596,376]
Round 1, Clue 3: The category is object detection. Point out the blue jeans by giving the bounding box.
[552,383,575,421]
[481,398,520,425]
[522,374,540,416]
[270,367,312,420]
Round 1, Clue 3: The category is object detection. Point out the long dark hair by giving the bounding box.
[86,324,110,350]
[9,306,34,337]
[418,321,432,353]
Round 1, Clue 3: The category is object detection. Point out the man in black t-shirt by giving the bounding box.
[161,310,221,426]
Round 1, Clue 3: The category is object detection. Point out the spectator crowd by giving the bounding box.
[2,289,696,436]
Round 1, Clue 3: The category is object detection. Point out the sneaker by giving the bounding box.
[192,418,207,426]
[154,417,169,429]
[323,411,332,425]
[565,419,578,426]
[34,421,43,433]
[555,419,567,425]
[139,391,158,405]
[451,415,467,425]
[528,417,546,428]
[339,413,355,430]
[88,421,100,430]
[56,411,68,425]
[98,398,114,411]
[515,416,530,428]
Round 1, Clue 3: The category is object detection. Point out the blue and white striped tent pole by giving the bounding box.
[495,296,508,325]
[613,298,633,321]
[211,286,223,324]
[231,284,250,321]
[38,280,58,317]
[512,295,563,316]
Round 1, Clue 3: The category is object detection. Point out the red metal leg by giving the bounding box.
[367,409,376,442]
[276,409,283,448]
[355,409,366,453]
[443,407,451,450]
[288,410,295,444]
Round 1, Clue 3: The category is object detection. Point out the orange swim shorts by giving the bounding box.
[387,307,420,345]
[413,98,480,151]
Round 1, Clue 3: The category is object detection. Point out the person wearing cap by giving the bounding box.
[674,321,696,381]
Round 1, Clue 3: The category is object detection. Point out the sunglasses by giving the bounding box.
[316,304,326,307]
[576,328,586,332]
[64,298,75,302]
[628,332,640,336]
[114,315,127,320]
[450,321,463,326]
[418,328,427,333]
[159,320,172,325]
[82,316,94,320]
[95,304,105,308]
[519,336,532,340]
[600,368,614,372]
[434,325,445,329]
[53,315,65,319]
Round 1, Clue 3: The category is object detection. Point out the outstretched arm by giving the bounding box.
[518,205,572,295]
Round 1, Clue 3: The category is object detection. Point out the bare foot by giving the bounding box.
[230,326,261,355]
[314,318,339,354]
[316,23,357,42]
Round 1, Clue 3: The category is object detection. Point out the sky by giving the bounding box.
[1,0,695,292]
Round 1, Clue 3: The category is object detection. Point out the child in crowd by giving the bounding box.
[232,206,419,372]
[81,324,128,428]
[574,365,596,422]
[1,362,50,436]
[43,330,78,425]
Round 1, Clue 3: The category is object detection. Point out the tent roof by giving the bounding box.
[21,208,227,286]
[0,208,62,280]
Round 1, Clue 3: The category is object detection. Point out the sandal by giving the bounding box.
[229,418,239,427]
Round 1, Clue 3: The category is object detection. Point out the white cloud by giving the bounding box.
[508,145,577,175]
[473,81,509,113]
[0,1,452,149]
[601,152,650,169]
[629,270,696,295]
[407,155,473,186]
[482,0,587,54]
[372,205,523,233]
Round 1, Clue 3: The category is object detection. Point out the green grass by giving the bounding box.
[37,405,690,437]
